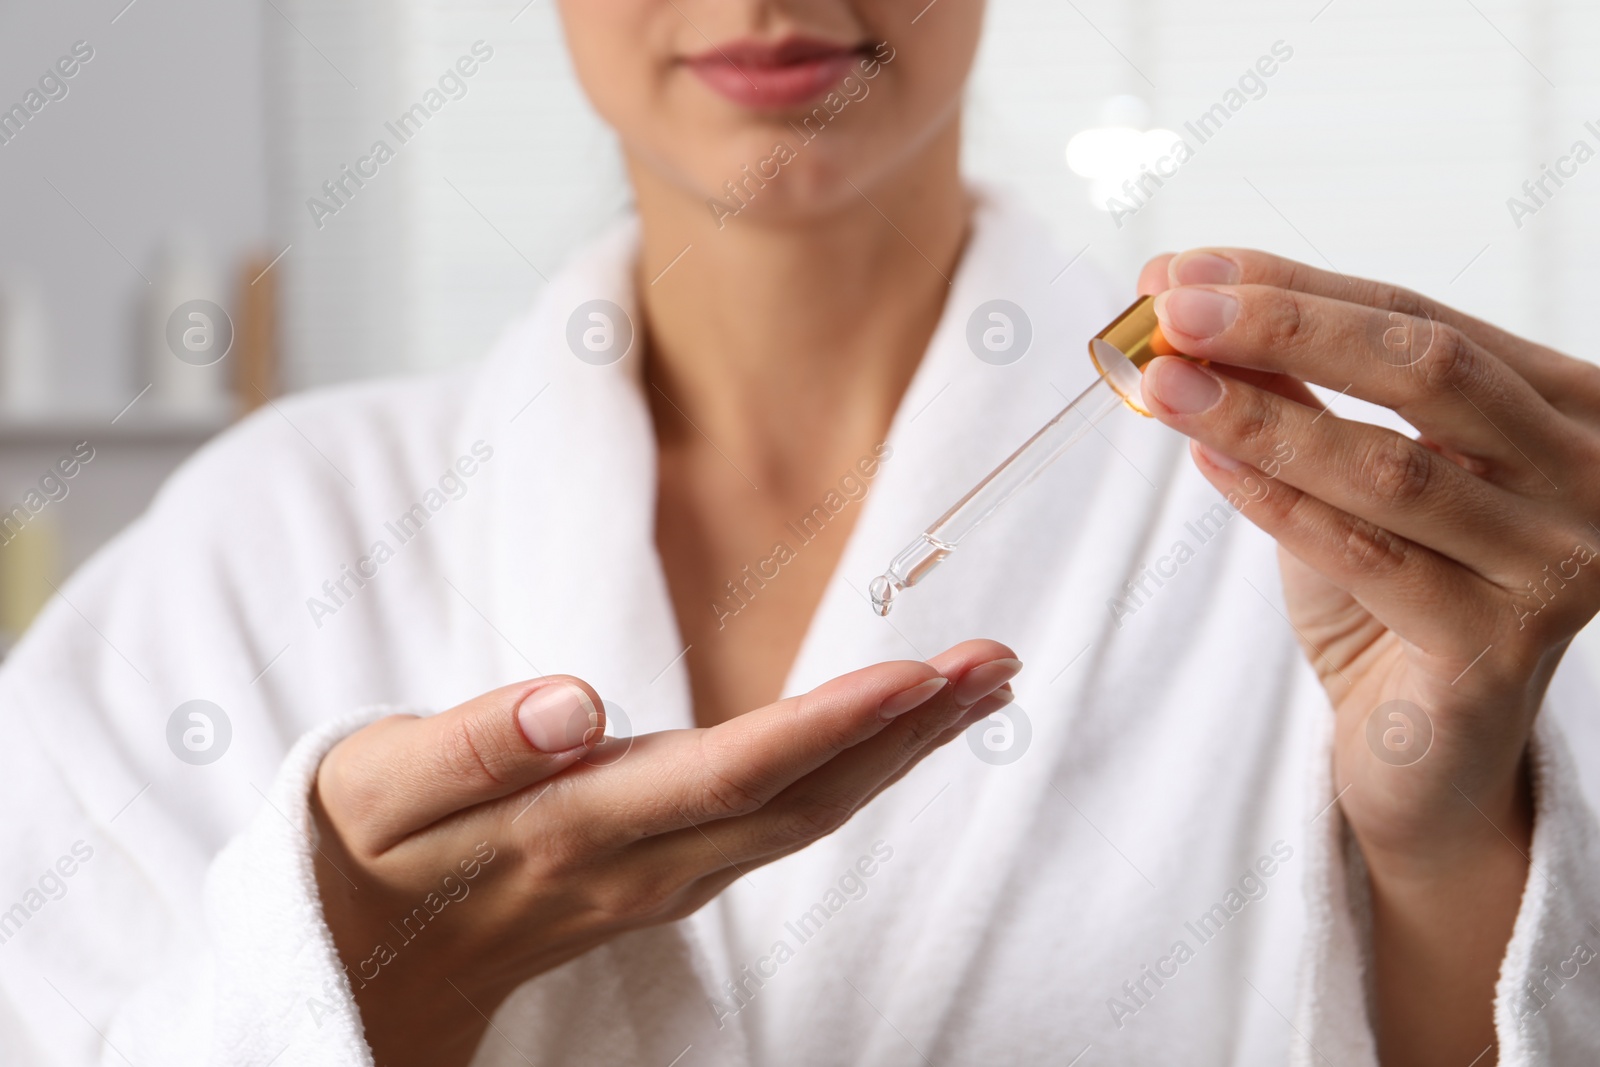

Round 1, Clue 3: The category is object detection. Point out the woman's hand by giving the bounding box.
[1136,248,1600,1064]
[310,641,1020,1067]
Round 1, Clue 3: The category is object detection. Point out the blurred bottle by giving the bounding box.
[0,276,54,417]
[234,251,280,415]
[0,512,60,652]
[143,233,234,417]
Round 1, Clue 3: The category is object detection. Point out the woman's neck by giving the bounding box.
[629,119,970,487]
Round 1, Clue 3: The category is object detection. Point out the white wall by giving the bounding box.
[968,0,1596,355]
[270,0,629,388]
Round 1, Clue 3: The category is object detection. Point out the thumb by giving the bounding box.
[319,677,604,851]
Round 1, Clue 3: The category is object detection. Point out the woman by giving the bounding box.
[3,2,1598,1065]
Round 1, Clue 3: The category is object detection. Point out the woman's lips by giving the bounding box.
[684,37,868,110]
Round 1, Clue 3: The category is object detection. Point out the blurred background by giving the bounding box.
[0,0,1596,659]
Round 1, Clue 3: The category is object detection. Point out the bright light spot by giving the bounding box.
[1067,127,1183,211]
[1065,127,1143,179]
[1066,96,1186,213]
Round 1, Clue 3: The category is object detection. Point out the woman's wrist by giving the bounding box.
[311,793,496,1067]
[349,972,493,1067]
[1352,746,1533,887]
[1351,750,1533,1066]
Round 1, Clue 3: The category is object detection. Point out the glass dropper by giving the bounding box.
[869,295,1176,616]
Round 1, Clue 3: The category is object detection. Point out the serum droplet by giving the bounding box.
[869,575,895,617]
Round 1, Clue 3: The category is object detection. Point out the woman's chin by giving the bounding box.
[651,143,904,231]
[695,177,874,232]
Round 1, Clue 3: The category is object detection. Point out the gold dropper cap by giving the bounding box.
[1087,294,1181,417]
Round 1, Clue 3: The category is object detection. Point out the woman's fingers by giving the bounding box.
[644,647,1023,869]
[1149,283,1576,492]
[585,658,945,841]
[325,641,1021,895]
[1140,356,1543,584]
[565,641,1017,845]
[1181,438,1495,654]
[318,676,605,854]
[1160,248,1586,404]
[1138,252,1177,296]
[852,686,1017,807]
[1132,256,1315,408]
[684,640,1018,843]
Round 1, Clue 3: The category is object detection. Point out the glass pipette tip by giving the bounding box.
[869,295,1172,616]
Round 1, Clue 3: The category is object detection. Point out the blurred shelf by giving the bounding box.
[0,411,233,447]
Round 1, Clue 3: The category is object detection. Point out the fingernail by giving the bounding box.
[1195,441,1245,472]
[967,687,1016,720]
[517,683,599,752]
[1170,251,1241,286]
[879,676,948,721]
[1157,287,1238,339]
[1143,357,1222,415]
[953,658,1024,707]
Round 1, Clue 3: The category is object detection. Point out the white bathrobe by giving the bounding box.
[1,189,1597,1067]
